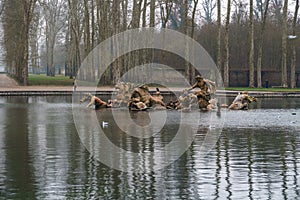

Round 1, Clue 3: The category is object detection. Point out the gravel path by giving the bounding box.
[0,74,19,88]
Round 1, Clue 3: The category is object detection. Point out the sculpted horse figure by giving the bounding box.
[113,82,135,107]
[128,84,166,111]
[80,93,112,109]
[166,91,198,111]
[229,91,257,110]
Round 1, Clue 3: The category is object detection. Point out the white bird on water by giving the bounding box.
[288,35,297,39]
[102,121,108,128]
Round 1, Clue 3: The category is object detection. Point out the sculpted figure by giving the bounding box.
[229,91,257,110]
[187,74,216,109]
[174,91,198,111]
[128,84,165,111]
[152,88,167,110]
[114,82,135,107]
[80,93,111,109]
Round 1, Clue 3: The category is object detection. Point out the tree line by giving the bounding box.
[0,0,299,87]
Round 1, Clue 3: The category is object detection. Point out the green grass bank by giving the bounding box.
[28,74,300,93]
[28,74,73,86]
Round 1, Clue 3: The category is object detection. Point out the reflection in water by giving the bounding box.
[0,97,299,199]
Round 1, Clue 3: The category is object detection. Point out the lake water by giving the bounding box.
[0,96,299,199]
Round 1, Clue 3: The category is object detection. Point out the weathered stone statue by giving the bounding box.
[229,91,257,110]
[80,93,111,109]
[113,82,135,107]
[175,91,198,111]
[187,74,216,109]
[151,88,167,110]
[128,84,165,111]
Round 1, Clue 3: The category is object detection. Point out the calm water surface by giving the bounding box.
[0,96,299,199]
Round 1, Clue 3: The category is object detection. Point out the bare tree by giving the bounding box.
[67,0,84,79]
[190,0,199,81]
[257,0,270,88]
[159,0,173,28]
[191,0,199,38]
[249,0,255,87]
[150,0,155,27]
[270,0,283,23]
[112,0,121,84]
[184,0,190,82]
[0,0,5,16]
[224,0,231,87]
[290,0,299,88]
[2,0,37,85]
[281,0,288,87]
[91,0,95,49]
[131,0,142,28]
[232,0,248,24]
[39,0,66,76]
[201,0,216,23]
[22,0,38,85]
[83,0,91,57]
[30,5,41,75]
[217,0,222,75]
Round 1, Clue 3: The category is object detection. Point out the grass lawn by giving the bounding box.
[225,87,300,92]
[28,74,74,86]
[27,74,300,93]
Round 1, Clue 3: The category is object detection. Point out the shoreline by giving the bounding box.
[0,86,300,97]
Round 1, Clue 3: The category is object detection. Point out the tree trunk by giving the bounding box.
[224,0,231,87]
[22,0,37,85]
[84,0,92,81]
[131,0,142,82]
[217,0,221,84]
[190,0,198,81]
[30,10,40,75]
[291,0,299,88]
[141,0,148,66]
[184,0,190,83]
[159,0,173,28]
[112,0,121,84]
[281,0,288,87]
[84,0,91,57]
[249,0,255,87]
[257,0,270,88]
[121,0,129,78]
[150,0,155,27]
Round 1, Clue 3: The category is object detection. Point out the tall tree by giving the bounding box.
[2,0,37,85]
[201,0,216,23]
[91,0,95,49]
[190,0,199,81]
[150,0,155,27]
[83,0,91,57]
[39,0,65,76]
[256,0,270,88]
[249,0,255,87]
[217,0,222,77]
[290,0,299,88]
[30,5,41,75]
[2,0,22,79]
[224,0,231,87]
[159,0,173,28]
[232,0,248,24]
[270,0,283,23]
[281,0,288,87]
[191,0,199,38]
[112,0,121,84]
[22,0,38,85]
[67,0,83,79]
[184,0,191,82]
